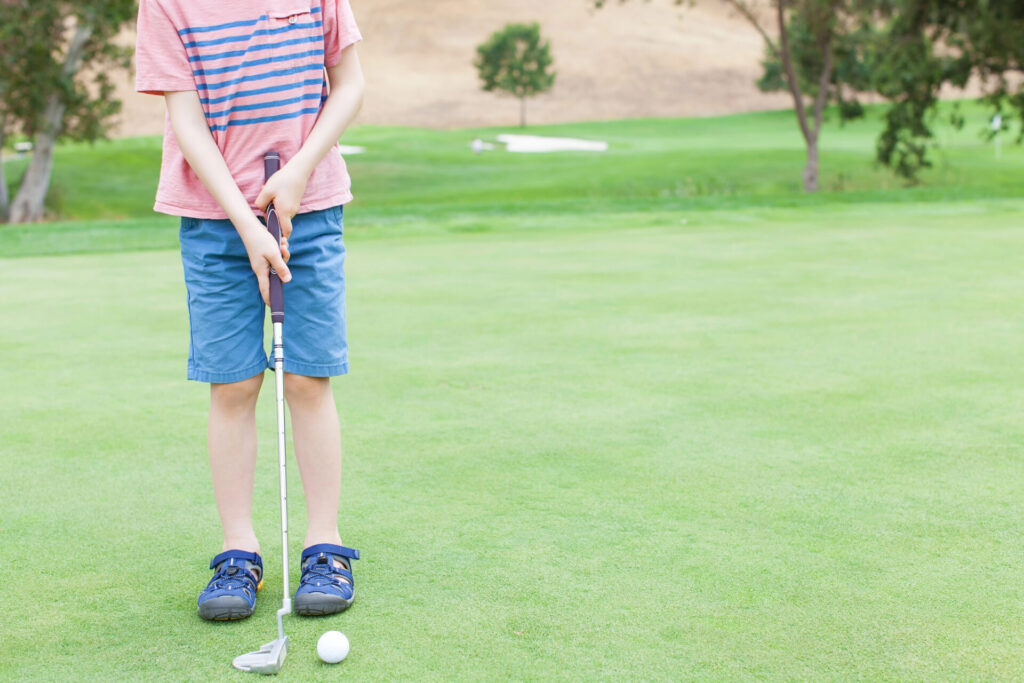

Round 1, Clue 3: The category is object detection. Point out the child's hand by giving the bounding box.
[255,163,308,245]
[242,226,292,306]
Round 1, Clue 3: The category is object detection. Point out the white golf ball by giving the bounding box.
[317,630,350,664]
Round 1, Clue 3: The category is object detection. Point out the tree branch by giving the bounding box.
[776,0,812,144]
[61,20,93,81]
[723,0,780,59]
[810,33,834,140]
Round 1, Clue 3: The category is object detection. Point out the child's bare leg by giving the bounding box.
[284,372,344,548]
[209,374,263,553]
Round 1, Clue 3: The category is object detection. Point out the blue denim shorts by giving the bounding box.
[179,205,348,383]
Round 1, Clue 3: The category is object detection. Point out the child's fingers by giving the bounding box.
[280,214,293,240]
[281,238,290,262]
[269,251,292,283]
[256,270,270,306]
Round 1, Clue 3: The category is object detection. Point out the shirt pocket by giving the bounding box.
[265,7,324,62]
[267,7,314,27]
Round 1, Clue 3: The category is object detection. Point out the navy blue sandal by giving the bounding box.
[197,550,263,621]
[294,543,360,616]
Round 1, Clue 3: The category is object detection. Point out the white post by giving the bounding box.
[992,114,1002,160]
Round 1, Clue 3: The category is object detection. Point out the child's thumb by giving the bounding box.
[255,186,271,212]
[271,252,291,282]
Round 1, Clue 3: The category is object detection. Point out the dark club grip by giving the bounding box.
[264,152,284,323]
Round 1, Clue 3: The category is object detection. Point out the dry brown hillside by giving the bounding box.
[113,0,790,136]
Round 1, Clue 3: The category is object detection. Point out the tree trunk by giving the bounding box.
[776,2,812,145]
[803,138,819,192]
[804,35,834,194]
[775,0,835,194]
[9,96,65,223]
[9,21,92,223]
[519,96,526,128]
[777,3,817,193]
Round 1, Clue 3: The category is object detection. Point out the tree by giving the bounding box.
[595,0,883,192]
[0,3,53,221]
[599,1,1024,184]
[475,23,556,128]
[740,0,875,192]
[1,1,136,223]
[872,0,1022,180]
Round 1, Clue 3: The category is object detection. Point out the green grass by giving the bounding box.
[3,108,1024,679]
[3,99,1023,226]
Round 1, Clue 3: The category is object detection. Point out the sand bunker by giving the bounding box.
[496,134,608,153]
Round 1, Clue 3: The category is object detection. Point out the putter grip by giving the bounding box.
[264,152,284,323]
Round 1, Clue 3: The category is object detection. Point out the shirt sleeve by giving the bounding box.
[323,0,363,68]
[135,0,196,95]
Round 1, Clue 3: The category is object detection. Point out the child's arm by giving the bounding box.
[255,44,365,238]
[165,90,292,305]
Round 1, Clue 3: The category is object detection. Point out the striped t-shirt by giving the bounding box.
[135,0,362,218]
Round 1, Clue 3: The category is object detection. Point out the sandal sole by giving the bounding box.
[198,596,255,621]
[294,592,354,616]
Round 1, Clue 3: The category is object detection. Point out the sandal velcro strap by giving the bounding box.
[301,543,360,562]
[303,564,353,587]
[210,549,263,570]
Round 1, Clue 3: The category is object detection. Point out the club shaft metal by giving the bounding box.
[273,321,291,638]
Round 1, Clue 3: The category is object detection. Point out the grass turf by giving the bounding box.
[4,199,1024,679]
[3,108,1024,678]
[3,100,1024,227]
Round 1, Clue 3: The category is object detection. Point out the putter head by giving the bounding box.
[233,636,288,674]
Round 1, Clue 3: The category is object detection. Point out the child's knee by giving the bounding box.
[210,374,264,409]
[283,373,331,406]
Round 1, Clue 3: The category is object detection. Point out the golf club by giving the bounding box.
[233,151,290,674]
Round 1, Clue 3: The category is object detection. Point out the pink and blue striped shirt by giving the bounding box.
[135,0,362,218]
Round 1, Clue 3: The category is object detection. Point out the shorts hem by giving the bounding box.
[273,359,349,378]
[188,361,268,384]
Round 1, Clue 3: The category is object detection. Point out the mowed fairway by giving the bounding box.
[4,107,1024,679]
[4,199,1024,679]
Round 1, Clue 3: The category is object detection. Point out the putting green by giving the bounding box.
[3,197,1024,679]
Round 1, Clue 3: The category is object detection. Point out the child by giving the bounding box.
[134,0,365,620]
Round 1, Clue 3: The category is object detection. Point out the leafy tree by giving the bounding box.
[475,23,556,128]
[738,0,878,192]
[0,3,53,221]
[599,1,1024,184]
[595,0,884,192]
[1,1,136,223]
[872,0,1022,180]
